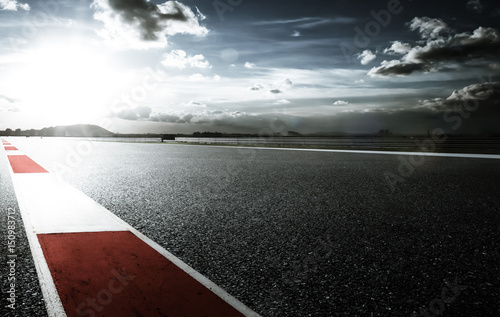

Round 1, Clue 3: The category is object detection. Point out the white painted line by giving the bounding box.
[178,144,500,159]
[4,150,25,155]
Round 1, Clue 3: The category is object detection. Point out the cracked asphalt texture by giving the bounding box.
[1,137,499,316]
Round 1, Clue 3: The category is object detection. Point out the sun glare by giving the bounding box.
[15,40,120,124]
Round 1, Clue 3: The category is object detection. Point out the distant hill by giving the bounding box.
[41,124,115,137]
[0,124,115,137]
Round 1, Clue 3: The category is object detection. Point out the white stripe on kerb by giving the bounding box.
[11,173,129,234]
[8,164,68,316]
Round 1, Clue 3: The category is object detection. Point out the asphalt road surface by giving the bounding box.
[1,137,499,316]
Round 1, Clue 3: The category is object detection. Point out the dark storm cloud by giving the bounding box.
[410,27,500,63]
[328,82,500,134]
[370,17,500,76]
[152,110,248,125]
[105,0,188,40]
[467,0,484,13]
[369,60,432,76]
[150,113,194,123]
[151,114,181,122]
[418,82,500,114]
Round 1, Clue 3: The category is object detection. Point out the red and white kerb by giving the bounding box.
[2,139,259,317]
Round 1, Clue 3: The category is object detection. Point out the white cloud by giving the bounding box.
[188,73,220,81]
[161,50,211,69]
[384,41,412,55]
[489,63,500,70]
[0,0,29,11]
[269,78,293,94]
[188,73,206,81]
[244,62,256,69]
[110,105,152,121]
[249,78,293,97]
[274,99,291,105]
[280,78,293,89]
[250,83,264,91]
[358,50,376,65]
[188,101,206,107]
[291,31,301,37]
[195,6,206,20]
[333,100,349,105]
[91,0,208,49]
[408,17,450,39]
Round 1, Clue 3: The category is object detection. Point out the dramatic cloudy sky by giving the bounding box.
[1,0,499,134]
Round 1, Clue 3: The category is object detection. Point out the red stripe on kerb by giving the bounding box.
[3,143,11,145]
[4,146,18,151]
[37,231,244,317]
[7,155,49,173]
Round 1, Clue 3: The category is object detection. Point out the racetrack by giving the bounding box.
[1,137,499,316]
